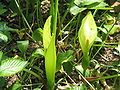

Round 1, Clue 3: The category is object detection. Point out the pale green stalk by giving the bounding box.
[82,53,90,73]
[50,0,58,37]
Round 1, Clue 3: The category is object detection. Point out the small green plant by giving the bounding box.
[42,0,59,89]
[78,11,97,72]
[43,16,56,90]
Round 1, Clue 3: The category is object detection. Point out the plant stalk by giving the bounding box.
[82,53,90,75]
[50,0,58,37]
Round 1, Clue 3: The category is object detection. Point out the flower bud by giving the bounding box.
[78,12,97,55]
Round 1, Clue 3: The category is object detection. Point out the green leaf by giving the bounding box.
[56,50,74,72]
[90,2,109,9]
[70,0,109,15]
[45,35,56,90]
[79,83,87,90]
[70,5,86,15]
[9,81,22,90]
[0,8,7,15]
[0,3,7,15]
[0,32,8,42]
[32,48,44,57]
[104,25,119,35]
[63,62,73,74]
[0,58,27,76]
[0,22,8,31]
[0,22,17,42]
[104,13,114,24]
[0,22,16,32]
[98,27,107,34]
[95,36,102,42]
[32,28,43,42]
[17,40,29,54]
[43,16,52,50]
[0,77,6,89]
[75,65,90,77]
[74,0,103,6]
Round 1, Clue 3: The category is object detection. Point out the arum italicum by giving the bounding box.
[78,11,97,71]
[43,16,56,90]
